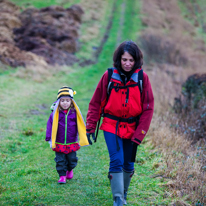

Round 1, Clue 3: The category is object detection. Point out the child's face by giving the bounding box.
[59,97,72,110]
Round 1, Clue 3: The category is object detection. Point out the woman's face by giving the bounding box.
[121,51,135,72]
[59,97,72,110]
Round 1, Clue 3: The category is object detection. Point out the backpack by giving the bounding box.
[107,67,143,99]
[95,68,143,140]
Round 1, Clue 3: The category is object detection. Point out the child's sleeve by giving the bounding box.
[45,113,53,141]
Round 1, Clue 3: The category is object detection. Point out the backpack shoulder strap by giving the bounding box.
[138,69,143,94]
[107,68,113,83]
[107,68,114,95]
[95,68,114,141]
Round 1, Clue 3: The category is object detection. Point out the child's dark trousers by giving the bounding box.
[54,151,78,176]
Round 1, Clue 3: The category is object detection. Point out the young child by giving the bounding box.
[46,86,89,184]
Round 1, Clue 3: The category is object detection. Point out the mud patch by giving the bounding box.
[0,0,83,68]
[29,110,45,115]
[14,5,83,66]
[28,104,49,115]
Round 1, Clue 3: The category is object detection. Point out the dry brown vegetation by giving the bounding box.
[140,0,206,204]
[180,0,206,34]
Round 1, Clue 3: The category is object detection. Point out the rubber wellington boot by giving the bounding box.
[58,176,66,184]
[123,170,134,205]
[108,172,124,206]
[66,170,73,179]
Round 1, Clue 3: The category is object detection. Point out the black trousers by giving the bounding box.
[54,151,78,177]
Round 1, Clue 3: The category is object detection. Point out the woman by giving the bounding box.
[86,41,154,206]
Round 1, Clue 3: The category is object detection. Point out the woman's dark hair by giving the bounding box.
[113,40,143,70]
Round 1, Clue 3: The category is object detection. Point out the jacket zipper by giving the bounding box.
[65,112,68,144]
[147,91,149,109]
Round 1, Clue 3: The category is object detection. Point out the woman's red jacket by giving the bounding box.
[86,68,154,145]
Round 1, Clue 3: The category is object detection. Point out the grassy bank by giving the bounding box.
[0,0,174,205]
[10,0,80,9]
[139,0,206,205]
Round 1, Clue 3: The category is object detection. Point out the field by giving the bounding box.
[0,0,205,205]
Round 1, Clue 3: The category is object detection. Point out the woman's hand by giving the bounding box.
[86,133,96,145]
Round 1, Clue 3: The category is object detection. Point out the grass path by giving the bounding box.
[0,0,173,205]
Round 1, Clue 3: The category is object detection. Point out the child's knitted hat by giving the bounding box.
[57,86,76,100]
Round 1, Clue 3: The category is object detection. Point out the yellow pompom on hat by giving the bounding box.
[51,86,89,148]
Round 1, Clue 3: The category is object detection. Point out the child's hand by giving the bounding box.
[48,140,52,148]
[86,133,96,145]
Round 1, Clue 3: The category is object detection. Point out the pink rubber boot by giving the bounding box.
[58,176,66,184]
[66,170,73,179]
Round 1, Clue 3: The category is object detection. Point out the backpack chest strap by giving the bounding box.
[109,82,139,103]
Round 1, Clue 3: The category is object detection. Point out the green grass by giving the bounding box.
[10,0,80,9]
[0,0,174,205]
[178,0,206,43]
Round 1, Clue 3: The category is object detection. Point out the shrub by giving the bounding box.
[173,73,206,141]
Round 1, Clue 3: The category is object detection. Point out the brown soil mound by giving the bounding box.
[0,0,35,67]
[0,0,84,67]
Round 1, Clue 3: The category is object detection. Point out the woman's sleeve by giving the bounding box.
[45,113,53,141]
[86,70,109,133]
[131,72,154,144]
